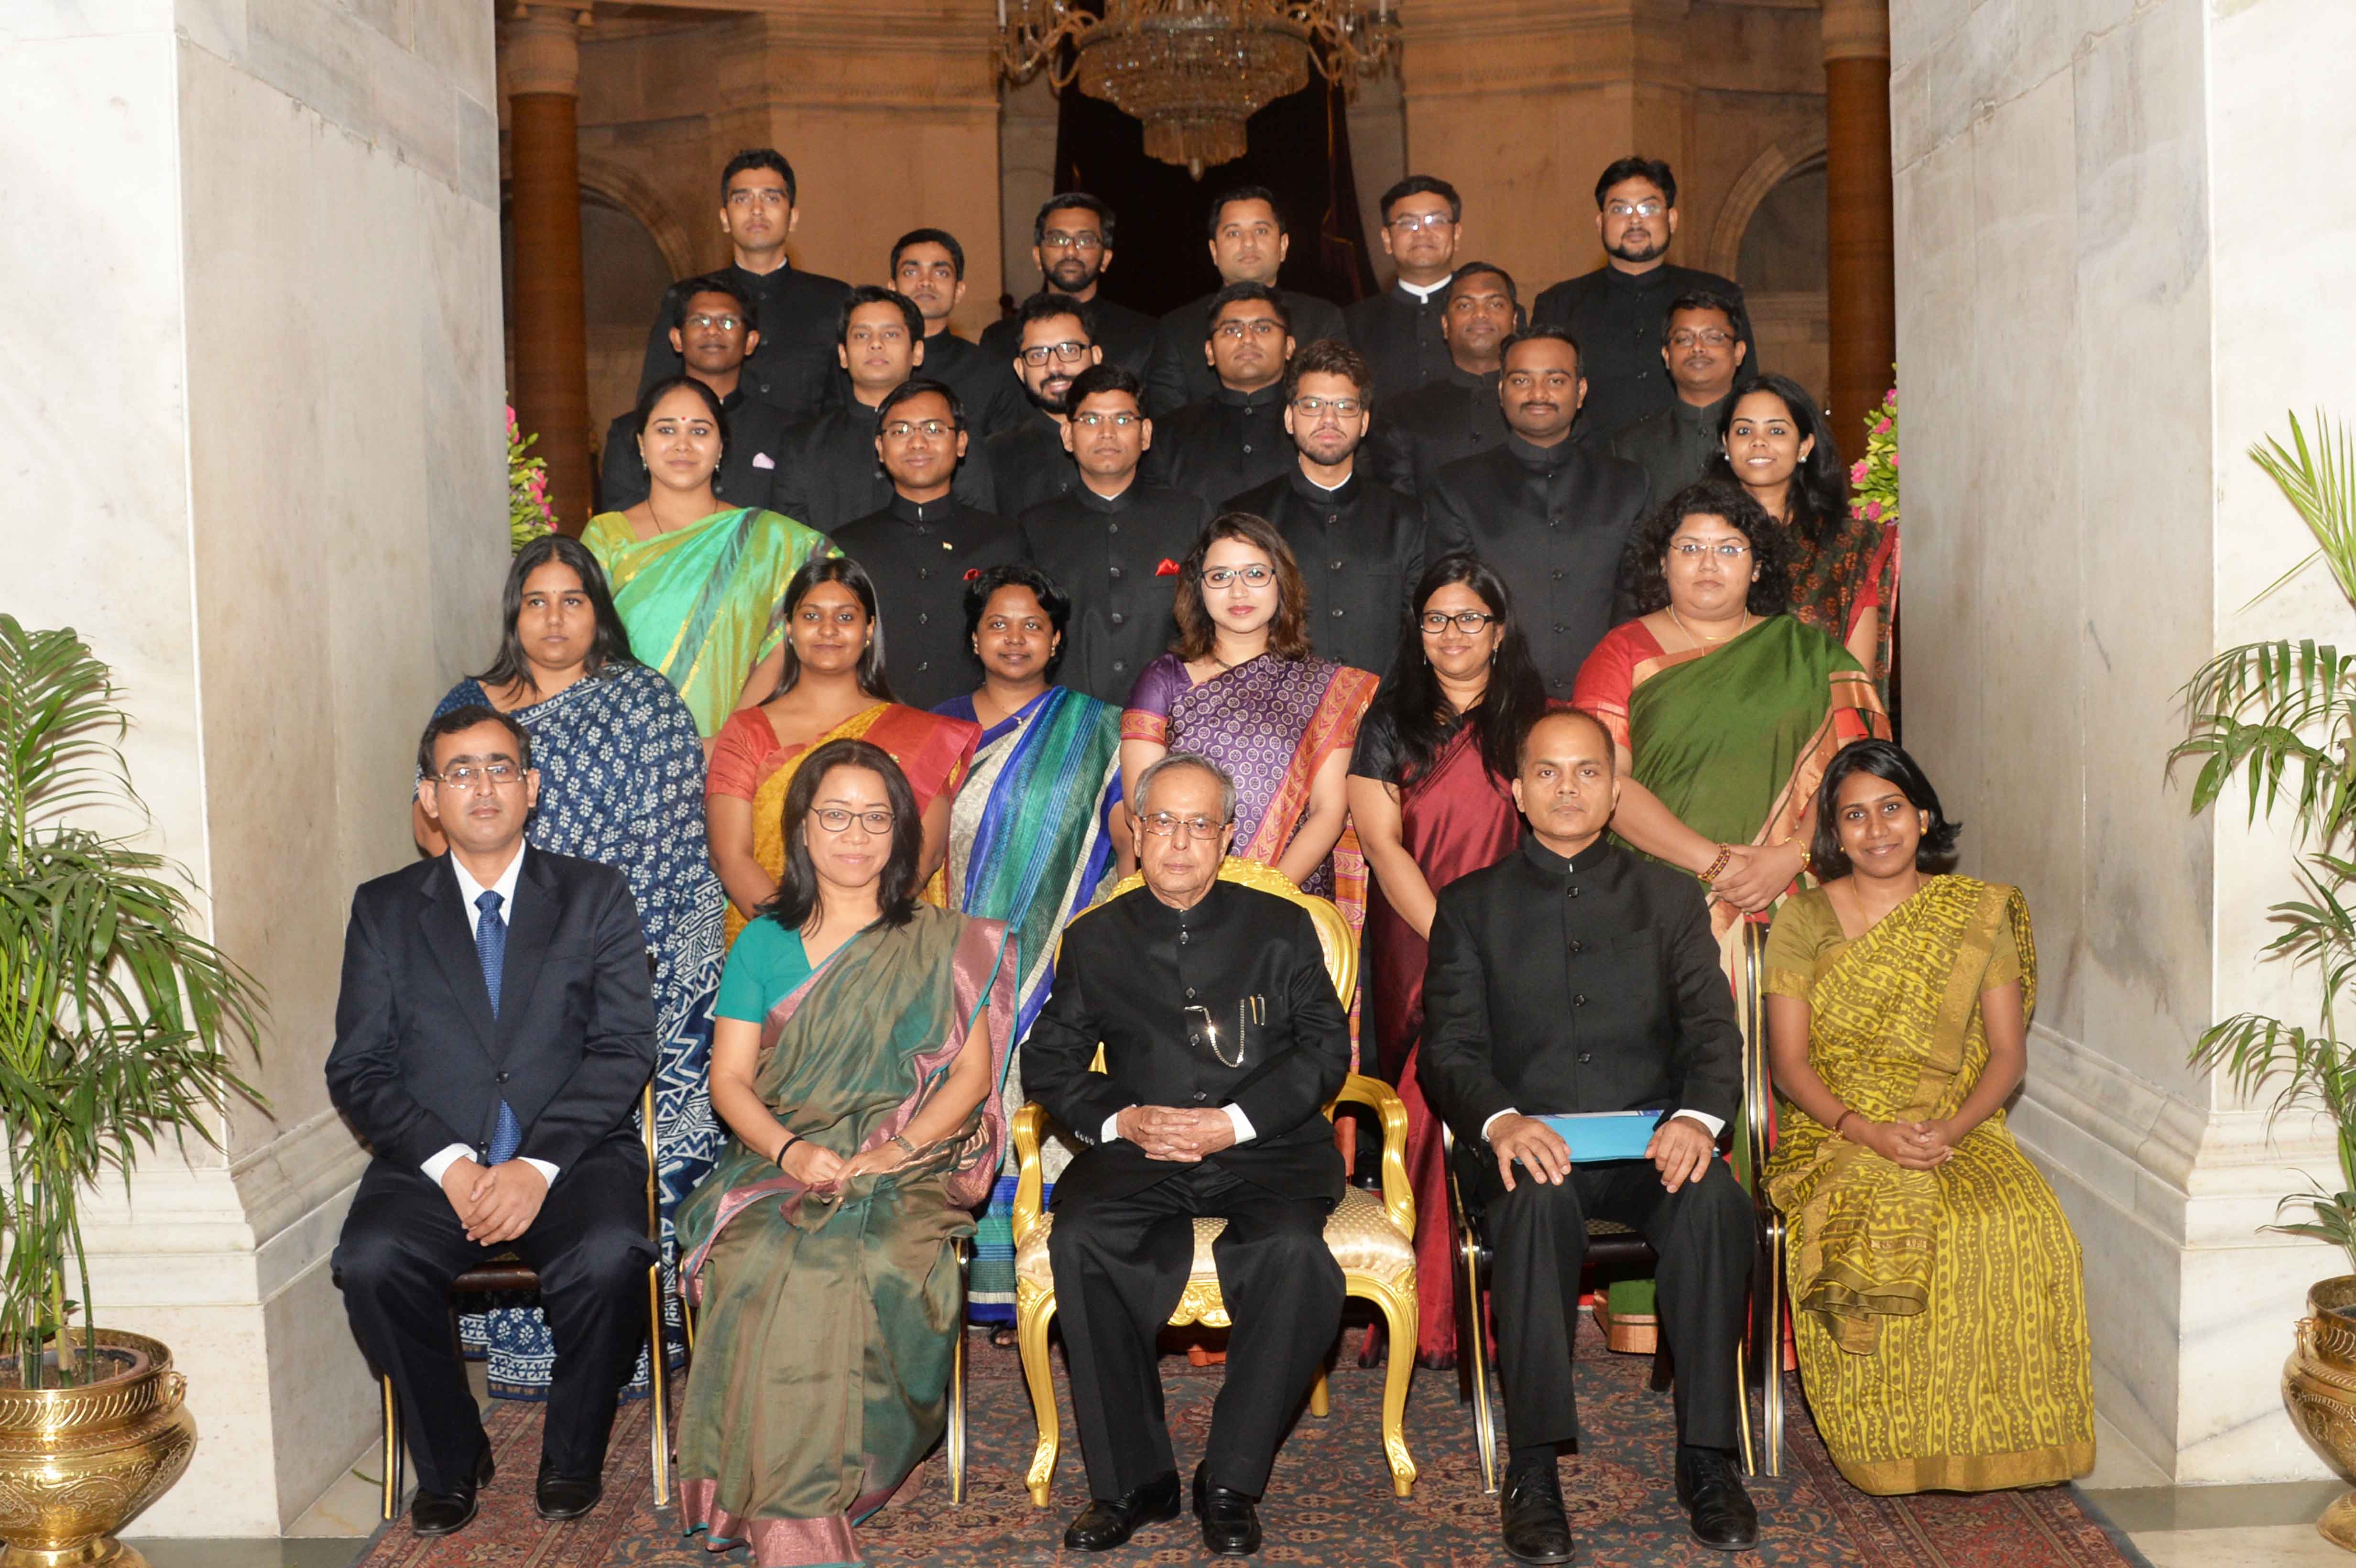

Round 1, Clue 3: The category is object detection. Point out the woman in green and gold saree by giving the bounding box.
[583,377,836,739]
[676,738,1015,1565]
[1762,740,2093,1494]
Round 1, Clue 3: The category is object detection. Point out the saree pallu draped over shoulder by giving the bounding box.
[674,907,1016,1566]
[1763,878,2095,1494]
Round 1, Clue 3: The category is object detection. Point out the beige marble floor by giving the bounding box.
[2080,1413,2355,1567]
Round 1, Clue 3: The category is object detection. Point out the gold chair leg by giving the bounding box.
[1367,1283,1419,1499]
[1309,1367,1331,1418]
[949,1241,969,1505]
[1017,1294,1061,1508]
[380,1376,401,1522]
[1734,1338,1755,1477]
[647,1263,671,1507]
[1462,1238,1498,1496]
[1763,1217,1786,1478]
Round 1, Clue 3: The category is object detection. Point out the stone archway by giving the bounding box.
[1708,138,1832,410]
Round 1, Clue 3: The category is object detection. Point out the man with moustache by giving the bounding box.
[1029,752,1352,1557]
[1224,339,1424,676]
[1423,328,1650,697]
[891,228,1025,439]
[986,294,1104,519]
[600,274,795,512]
[1017,364,1208,706]
[636,149,850,420]
[1532,158,1752,443]
[774,288,996,530]
[980,193,1157,379]
[1146,187,1348,416]
[1606,291,1751,497]
[1344,175,1462,403]
[1421,708,1756,1561]
[1370,262,1518,500]
[829,379,1025,710]
[1144,283,1299,511]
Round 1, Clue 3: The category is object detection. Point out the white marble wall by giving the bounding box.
[1893,0,2356,1484]
[0,0,503,1534]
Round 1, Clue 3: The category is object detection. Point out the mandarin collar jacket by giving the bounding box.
[1016,479,1208,706]
[986,403,1080,521]
[829,492,1025,711]
[1145,287,1350,417]
[635,262,854,423]
[1142,381,1296,512]
[1344,281,1453,404]
[1223,464,1425,677]
[774,397,999,533]
[1370,363,1505,501]
[1530,262,1755,444]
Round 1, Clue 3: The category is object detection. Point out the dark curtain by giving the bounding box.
[1051,76,1379,318]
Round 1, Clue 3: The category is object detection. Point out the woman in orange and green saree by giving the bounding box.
[707,557,979,947]
[1762,740,2093,1494]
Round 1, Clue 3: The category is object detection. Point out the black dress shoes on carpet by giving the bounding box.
[534,1456,604,1521]
[1498,1459,1575,1564]
[1675,1444,1759,1550]
[1063,1469,1181,1550]
[1192,1463,1264,1557]
[410,1445,495,1536]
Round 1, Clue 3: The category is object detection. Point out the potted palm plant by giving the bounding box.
[2173,414,2356,1551]
[0,615,265,1565]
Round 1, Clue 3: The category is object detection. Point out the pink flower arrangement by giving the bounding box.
[1850,381,1898,533]
[508,403,558,551]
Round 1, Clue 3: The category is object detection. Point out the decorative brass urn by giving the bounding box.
[2287,1277,2356,1552]
[0,1331,196,1568]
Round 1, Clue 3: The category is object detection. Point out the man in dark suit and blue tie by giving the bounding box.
[329,706,658,1535]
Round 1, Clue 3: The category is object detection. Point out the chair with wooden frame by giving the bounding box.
[1446,919,1783,1494]
[1005,858,1420,1507]
[377,1074,673,1519]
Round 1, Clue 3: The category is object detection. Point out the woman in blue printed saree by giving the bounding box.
[676,739,1016,1567]
[931,565,1124,1330]
[416,534,725,1395]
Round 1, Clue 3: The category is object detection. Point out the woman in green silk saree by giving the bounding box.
[1762,741,2093,1493]
[675,738,1015,1565]
[583,377,835,738]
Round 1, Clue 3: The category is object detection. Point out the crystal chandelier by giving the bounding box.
[999,0,1399,178]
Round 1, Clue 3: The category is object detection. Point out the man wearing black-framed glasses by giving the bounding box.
[985,292,1106,518]
[1027,753,1351,1557]
[979,192,1158,379]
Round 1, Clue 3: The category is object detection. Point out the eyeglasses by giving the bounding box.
[434,762,525,790]
[1669,541,1752,560]
[882,419,957,439]
[1668,329,1734,349]
[1020,340,1091,366]
[684,314,743,332]
[1039,231,1105,251]
[812,807,895,834]
[1071,410,1141,429]
[1291,395,1363,420]
[1386,212,1453,234]
[1606,200,1667,218]
[1420,610,1499,634]
[1200,564,1273,588]
[1214,318,1287,341]
[1138,812,1229,840]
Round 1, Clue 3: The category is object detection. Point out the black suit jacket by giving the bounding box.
[637,264,853,422]
[1530,263,1754,443]
[1027,881,1350,1203]
[1223,466,1424,676]
[325,848,656,1174]
[1420,837,1741,1151]
[1344,284,1451,404]
[829,495,1028,710]
[987,404,1080,520]
[774,399,999,532]
[1146,288,1349,416]
[1018,481,1207,705]
[1142,383,1295,510]
[1370,366,1505,500]
[917,328,1027,439]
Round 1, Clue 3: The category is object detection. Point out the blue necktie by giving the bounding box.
[476,890,523,1166]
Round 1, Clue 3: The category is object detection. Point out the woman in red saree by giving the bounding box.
[1348,552,1550,1365]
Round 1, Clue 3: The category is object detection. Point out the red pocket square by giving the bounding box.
[1155,558,1181,577]
[963,567,982,580]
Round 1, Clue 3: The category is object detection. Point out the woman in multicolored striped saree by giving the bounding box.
[930,564,1126,1334]
[1763,740,2094,1494]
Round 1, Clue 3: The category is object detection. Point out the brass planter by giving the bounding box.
[0,1330,196,1568]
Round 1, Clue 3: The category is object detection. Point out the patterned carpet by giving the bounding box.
[352,1316,2144,1567]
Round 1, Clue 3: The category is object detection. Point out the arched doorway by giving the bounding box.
[1734,157,1831,412]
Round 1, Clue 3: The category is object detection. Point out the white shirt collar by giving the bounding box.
[451,843,527,932]
[1397,272,1453,304]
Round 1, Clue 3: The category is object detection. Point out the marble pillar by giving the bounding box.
[1892,0,2356,1483]
[1822,0,1894,449]
[503,3,595,532]
[0,0,506,1535]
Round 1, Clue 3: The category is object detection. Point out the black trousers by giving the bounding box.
[333,1138,656,1494]
[1479,1157,1752,1452]
[1048,1162,1343,1499]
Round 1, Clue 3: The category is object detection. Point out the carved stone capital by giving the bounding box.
[502,3,594,98]
[1821,0,1889,64]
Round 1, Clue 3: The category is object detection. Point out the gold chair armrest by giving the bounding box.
[1011,1102,1056,1248]
[1331,1072,1414,1238]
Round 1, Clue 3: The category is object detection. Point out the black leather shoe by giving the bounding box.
[1191,1463,1263,1557]
[1499,1460,1574,1564]
[1062,1470,1180,1551]
[1675,1445,1759,1550]
[410,1445,494,1536]
[535,1456,604,1521]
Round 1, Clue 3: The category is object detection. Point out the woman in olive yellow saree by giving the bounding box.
[1762,740,2093,1494]
[676,739,1016,1565]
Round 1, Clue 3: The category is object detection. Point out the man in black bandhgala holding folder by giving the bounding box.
[1420,708,1756,1562]
[328,706,658,1536]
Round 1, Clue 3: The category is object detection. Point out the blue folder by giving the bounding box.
[1534,1110,1664,1163]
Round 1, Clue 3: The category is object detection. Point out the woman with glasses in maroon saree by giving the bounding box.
[1120,512,1380,933]
[1346,551,1549,1366]
[674,739,1015,1567]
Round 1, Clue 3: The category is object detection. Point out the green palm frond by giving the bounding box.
[2246,411,2356,609]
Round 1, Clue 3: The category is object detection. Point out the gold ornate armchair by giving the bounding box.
[1006,858,1419,1505]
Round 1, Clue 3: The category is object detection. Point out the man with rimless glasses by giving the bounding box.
[1026,752,1352,1557]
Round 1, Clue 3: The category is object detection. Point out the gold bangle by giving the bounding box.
[1698,845,1734,885]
